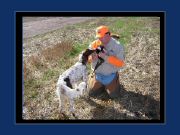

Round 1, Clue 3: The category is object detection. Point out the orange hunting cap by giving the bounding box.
[95,25,110,38]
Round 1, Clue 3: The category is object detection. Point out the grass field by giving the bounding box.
[23,17,160,120]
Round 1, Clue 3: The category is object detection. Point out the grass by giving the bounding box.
[24,78,42,99]
[68,43,87,57]
[41,41,73,61]
[42,69,59,81]
[23,17,160,120]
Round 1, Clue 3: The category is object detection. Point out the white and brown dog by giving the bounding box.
[56,49,94,115]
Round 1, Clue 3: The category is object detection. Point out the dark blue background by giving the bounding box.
[0,0,179,134]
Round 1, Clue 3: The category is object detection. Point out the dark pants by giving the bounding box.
[88,72,120,98]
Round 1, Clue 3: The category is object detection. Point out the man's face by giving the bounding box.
[99,33,111,45]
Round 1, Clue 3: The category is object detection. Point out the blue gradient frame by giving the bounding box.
[0,0,179,135]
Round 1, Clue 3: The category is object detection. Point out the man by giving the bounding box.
[88,25,125,98]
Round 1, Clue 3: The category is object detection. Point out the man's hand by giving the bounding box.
[98,52,108,60]
[88,52,98,62]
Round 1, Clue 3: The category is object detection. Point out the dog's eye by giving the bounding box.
[76,89,79,91]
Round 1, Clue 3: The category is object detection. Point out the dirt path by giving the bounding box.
[23,17,94,39]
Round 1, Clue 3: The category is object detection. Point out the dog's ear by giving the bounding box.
[80,49,90,64]
[83,49,94,57]
[80,48,95,65]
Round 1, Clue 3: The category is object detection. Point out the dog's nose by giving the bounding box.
[76,89,79,91]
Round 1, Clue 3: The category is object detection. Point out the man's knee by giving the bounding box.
[87,73,121,98]
[88,74,105,97]
[88,87,105,97]
[106,87,120,98]
[105,73,121,98]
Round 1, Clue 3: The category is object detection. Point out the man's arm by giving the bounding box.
[99,44,125,68]
[107,56,125,67]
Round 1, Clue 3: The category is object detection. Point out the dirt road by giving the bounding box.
[23,17,94,39]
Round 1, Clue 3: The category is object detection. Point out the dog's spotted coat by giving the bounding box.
[56,49,94,115]
[57,62,88,87]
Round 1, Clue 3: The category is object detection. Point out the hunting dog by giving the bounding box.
[56,49,94,115]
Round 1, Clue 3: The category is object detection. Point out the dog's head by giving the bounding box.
[79,49,95,65]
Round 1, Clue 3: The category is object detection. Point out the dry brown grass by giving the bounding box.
[23,40,73,81]
[41,41,73,61]
[24,55,43,80]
